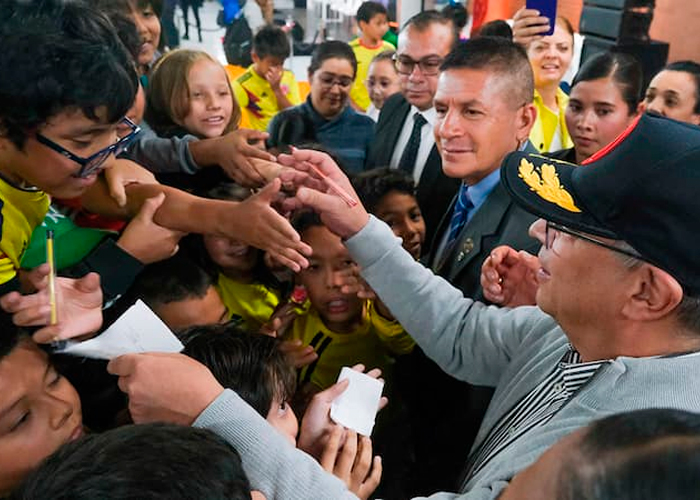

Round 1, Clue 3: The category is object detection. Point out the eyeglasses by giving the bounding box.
[317,73,354,91]
[545,221,643,260]
[393,54,444,76]
[36,117,141,179]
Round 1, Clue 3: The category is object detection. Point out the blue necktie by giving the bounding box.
[446,184,473,249]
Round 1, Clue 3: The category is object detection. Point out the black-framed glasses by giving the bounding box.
[393,54,444,76]
[545,221,643,260]
[35,117,141,179]
[317,73,354,91]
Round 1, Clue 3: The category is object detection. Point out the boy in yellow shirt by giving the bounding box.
[287,211,414,394]
[349,2,394,111]
[232,25,301,131]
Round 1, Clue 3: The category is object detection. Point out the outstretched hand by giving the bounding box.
[107,352,224,425]
[277,149,370,239]
[297,364,387,461]
[320,426,382,500]
[229,178,312,272]
[481,245,539,307]
[1,265,103,343]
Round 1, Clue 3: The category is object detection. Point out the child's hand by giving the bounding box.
[117,193,185,264]
[278,339,317,368]
[335,266,376,300]
[103,159,158,208]
[265,67,283,90]
[297,364,387,460]
[320,426,382,500]
[480,245,539,307]
[1,266,103,343]
[229,178,312,272]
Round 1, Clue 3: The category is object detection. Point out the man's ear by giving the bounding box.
[516,103,537,143]
[622,265,684,321]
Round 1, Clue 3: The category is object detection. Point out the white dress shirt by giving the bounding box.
[389,105,437,184]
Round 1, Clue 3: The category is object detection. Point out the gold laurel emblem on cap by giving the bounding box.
[518,159,581,213]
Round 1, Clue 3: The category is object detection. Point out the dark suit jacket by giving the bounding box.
[404,142,541,495]
[368,93,460,246]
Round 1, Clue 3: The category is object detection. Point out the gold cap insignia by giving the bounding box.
[518,159,581,213]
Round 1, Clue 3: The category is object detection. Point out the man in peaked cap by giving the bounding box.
[105,113,700,500]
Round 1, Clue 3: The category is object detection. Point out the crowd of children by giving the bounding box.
[6,0,700,498]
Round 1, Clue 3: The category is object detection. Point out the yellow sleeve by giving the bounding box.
[284,71,302,106]
[0,253,17,287]
[232,78,249,111]
[368,300,415,355]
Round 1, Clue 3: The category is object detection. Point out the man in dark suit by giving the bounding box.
[368,11,460,245]
[404,37,542,495]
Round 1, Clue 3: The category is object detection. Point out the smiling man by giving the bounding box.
[409,37,541,492]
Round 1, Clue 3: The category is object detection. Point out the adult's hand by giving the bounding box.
[190,129,276,188]
[512,7,551,47]
[107,352,224,426]
[0,266,103,343]
[481,245,539,307]
[278,149,370,239]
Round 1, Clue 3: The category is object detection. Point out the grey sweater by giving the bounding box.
[195,216,700,500]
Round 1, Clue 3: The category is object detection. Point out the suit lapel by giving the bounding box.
[444,182,512,279]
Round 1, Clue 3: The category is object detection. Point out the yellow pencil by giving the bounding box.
[46,229,57,325]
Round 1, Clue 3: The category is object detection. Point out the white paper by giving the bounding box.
[56,300,183,359]
[330,367,384,436]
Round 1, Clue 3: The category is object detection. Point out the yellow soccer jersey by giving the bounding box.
[290,300,415,391]
[0,175,50,288]
[216,273,281,332]
[232,66,301,131]
[349,39,394,111]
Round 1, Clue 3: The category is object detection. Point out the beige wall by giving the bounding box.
[489,0,700,63]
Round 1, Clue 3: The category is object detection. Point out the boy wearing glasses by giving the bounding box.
[0,0,140,295]
[0,1,311,342]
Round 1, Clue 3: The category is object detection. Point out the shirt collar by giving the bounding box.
[464,167,501,210]
[409,105,437,128]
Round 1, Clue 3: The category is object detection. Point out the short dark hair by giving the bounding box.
[10,424,252,500]
[402,9,454,37]
[129,253,215,308]
[309,40,357,78]
[180,324,296,417]
[573,52,643,115]
[0,311,29,361]
[253,24,290,60]
[356,1,387,24]
[442,3,468,30]
[352,167,417,213]
[557,409,700,500]
[663,60,700,114]
[0,0,138,149]
[440,36,534,109]
[87,0,163,20]
[291,209,324,236]
[475,20,513,40]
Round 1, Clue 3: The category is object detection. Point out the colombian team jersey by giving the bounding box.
[349,38,394,111]
[216,273,281,332]
[232,66,301,131]
[0,175,50,287]
[290,300,415,391]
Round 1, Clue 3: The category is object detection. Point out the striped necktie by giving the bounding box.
[446,184,473,249]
